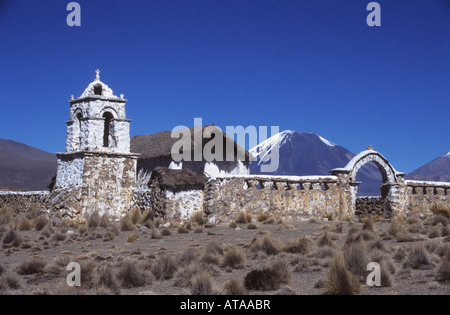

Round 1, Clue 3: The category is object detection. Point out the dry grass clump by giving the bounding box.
[117,260,148,288]
[235,212,253,224]
[151,228,162,239]
[151,255,178,280]
[161,227,172,236]
[178,226,189,234]
[174,263,218,288]
[257,213,272,222]
[223,279,248,295]
[51,232,66,242]
[221,246,246,269]
[324,253,360,295]
[428,227,441,239]
[191,271,214,295]
[17,216,33,231]
[249,235,282,256]
[2,230,19,245]
[0,272,21,291]
[362,217,376,234]
[283,236,312,255]
[130,208,142,226]
[120,214,134,232]
[244,260,291,291]
[344,239,369,280]
[403,244,432,270]
[17,257,47,275]
[127,234,139,243]
[388,216,413,242]
[96,267,121,294]
[229,222,238,229]
[34,216,49,231]
[87,211,100,229]
[435,251,450,283]
[177,249,199,267]
[247,223,258,230]
[190,211,208,226]
[318,231,335,247]
[431,203,450,219]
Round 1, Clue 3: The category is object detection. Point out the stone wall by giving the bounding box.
[402,180,450,215]
[355,197,384,217]
[2,176,449,223]
[0,191,50,213]
[203,175,353,223]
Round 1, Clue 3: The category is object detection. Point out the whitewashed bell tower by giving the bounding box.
[55,70,139,219]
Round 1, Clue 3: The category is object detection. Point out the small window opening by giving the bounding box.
[103,112,114,147]
[94,84,103,96]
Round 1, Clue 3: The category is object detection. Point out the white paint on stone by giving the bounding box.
[55,157,84,188]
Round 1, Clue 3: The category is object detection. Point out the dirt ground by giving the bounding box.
[1,210,450,295]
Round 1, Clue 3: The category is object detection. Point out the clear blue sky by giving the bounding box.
[0,0,449,173]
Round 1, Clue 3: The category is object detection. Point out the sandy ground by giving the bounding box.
[0,215,450,295]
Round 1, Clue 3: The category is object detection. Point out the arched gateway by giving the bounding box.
[331,148,406,217]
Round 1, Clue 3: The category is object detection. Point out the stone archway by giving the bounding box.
[331,149,406,218]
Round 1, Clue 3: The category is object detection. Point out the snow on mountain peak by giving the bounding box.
[445,151,450,157]
[318,135,335,147]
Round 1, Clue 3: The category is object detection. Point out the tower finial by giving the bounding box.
[95,69,100,81]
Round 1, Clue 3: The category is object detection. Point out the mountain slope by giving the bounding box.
[249,130,383,196]
[0,139,57,191]
[406,151,450,182]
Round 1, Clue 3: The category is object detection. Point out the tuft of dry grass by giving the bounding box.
[2,230,18,244]
[428,227,441,239]
[247,223,258,230]
[151,255,178,280]
[403,244,432,270]
[243,260,291,291]
[362,217,376,234]
[17,257,47,275]
[34,216,49,231]
[223,279,248,295]
[130,208,142,226]
[161,227,172,236]
[117,260,148,288]
[177,226,189,234]
[318,231,335,247]
[190,211,208,226]
[127,234,139,243]
[151,229,162,239]
[87,211,100,229]
[324,253,360,295]
[229,222,238,229]
[191,271,214,295]
[120,214,134,232]
[236,212,248,224]
[257,213,271,222]
[221,246,246,269]
[250,235,281,256]
[283,236,312,255]
[431,203,450,219]
[0,272,21,291]
[17,216,33,231]
[99,214,111,229]
[174,263,218,288]
[344,239,369,279]
[436,251,450,283]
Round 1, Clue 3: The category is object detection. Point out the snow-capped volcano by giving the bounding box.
[250,130,383,196]
[406,151,450,182]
